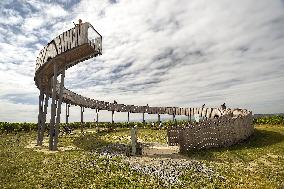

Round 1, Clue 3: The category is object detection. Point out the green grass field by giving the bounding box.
[0,124,283,188]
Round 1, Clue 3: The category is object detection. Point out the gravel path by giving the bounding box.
[94,143,219,186]
[125,156,215,186]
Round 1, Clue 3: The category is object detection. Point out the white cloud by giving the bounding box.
[15,34,38,45]
[44,4,68,18]
[22,16,45,32]
[0,9,23,25]
[20,1,70,33]
[0,100,37,122]
[0,0,284,122]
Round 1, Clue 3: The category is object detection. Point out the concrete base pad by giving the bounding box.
[142,143,179,156]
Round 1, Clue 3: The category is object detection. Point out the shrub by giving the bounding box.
[0,119,195,133]
[253,115,284,125]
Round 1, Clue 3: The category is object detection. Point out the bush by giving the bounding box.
[0,119,195,133]
[0,122,38,133]
[253,115,284,125]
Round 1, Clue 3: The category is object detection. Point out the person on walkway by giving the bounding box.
[221,103,226,110]
[73,19,83,27]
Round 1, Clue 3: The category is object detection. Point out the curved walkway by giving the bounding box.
[35,22,252,150]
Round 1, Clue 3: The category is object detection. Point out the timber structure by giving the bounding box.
[35,22,253,151]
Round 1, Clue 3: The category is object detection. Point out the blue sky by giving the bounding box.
[0,0,284,122]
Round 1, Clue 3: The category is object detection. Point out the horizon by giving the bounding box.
[0,0,284,122]
[1,112,283,124]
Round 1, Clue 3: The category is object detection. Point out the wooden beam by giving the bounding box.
[96,109,99,131]
[66,103,70,124]
[53,69,65,150]
[127,112,130,123]
[81,106,84,133]
[39,94,49,145]
[36,89,44,146]
[111,110,114,131]
[49,63,58,150]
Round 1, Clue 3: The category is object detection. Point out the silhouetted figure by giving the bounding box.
[202,104,205,108]
[221,103,226,110]
[73,19,83,27]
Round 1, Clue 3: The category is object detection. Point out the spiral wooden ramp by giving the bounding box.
[35,22,253,151]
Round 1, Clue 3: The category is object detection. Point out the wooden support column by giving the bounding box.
[37,89,44,146]
[81,106,84,133]
[66,103,70,124]
[189,109,192,122]
[39,94,49,145]
[53,69,65,150]
[111,110,114,124]
[96,109,99,131]
[142,112,145,125]
[49,63,58,150]
[127,112,130,123]
[131,126,137,156]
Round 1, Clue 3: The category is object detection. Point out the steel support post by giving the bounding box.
[53,69,65,150]
[49,63,58,150]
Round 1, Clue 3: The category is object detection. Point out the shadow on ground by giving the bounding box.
[73,129,130,152]
[73,133,112,151]
[243,129,284,149]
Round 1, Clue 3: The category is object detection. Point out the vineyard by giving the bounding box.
[253,115,284,125]
[1,115,283,133]
[0,120,189,133]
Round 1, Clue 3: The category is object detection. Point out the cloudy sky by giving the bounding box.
[0,0,283,123]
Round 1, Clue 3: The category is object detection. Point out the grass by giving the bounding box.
[0,124,283,188]
[184,125,284,188]
[0,132,158,189]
